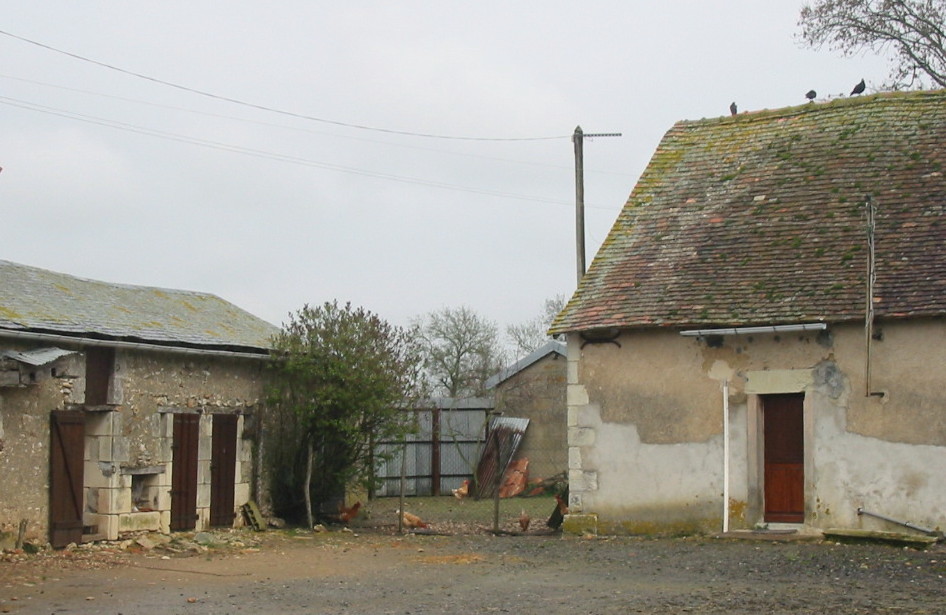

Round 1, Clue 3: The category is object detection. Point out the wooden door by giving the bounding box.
[50,411,85,548]
[763,393,805,523]
[171,413,199,531]
[209,414,238,527]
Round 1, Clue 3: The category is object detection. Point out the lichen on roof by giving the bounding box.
[0,260,278,351]
[552,89,946,334]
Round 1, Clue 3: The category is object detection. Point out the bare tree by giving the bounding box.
[799,0,946,89]
[506,294,567,357]
[412,306,505,398]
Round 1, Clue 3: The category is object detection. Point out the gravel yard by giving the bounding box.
[2,498,945,614]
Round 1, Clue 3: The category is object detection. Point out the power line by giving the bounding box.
[0,73,636,178]
[0,29,570,143]
[0,95,620,211]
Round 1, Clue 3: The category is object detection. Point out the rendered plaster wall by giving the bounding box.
[493,353,567,482]
[565,321,946,535]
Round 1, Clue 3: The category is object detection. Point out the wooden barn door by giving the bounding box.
[170,413,199,531]
[209,414,238,527]
[763,393,805,523]
[49,410,85,548]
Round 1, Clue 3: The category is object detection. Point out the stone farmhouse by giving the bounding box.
[551,90,946,536]
[0,260,276,547]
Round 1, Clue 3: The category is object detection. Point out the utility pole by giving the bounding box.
[573,126,621,285]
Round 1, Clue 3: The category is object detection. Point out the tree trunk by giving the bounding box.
[304,439,314,528]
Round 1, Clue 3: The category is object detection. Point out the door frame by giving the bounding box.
[209,413,238,527]
[49,410,85,548]
[761,393,805,523]
[745,369,813,527]
[170,412,200,531]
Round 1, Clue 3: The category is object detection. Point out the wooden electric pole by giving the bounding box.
[573,126,621,284]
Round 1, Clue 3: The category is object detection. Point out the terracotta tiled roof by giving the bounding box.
[551,90,946,334]
[0,260,278,351]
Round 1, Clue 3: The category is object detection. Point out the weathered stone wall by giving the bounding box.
[0,346,82,546]
[493,353,567,482]
[565,320,946,535]
[0,340,267,545]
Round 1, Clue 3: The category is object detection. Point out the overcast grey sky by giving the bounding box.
[1,2,891,335]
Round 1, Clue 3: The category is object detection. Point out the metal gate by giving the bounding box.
[49,410,85,548]
[374,398,492,497]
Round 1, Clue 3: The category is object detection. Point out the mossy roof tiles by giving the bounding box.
[551,90,946,334]
[0,260,278,352]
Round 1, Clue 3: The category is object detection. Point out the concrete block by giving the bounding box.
[96,436,114,462]
[568,446,582,469]
[567,359,579,385]
[85,413,114,437]
[569,469,598,492]
[85,461,116,488]
[98,487,132,515]
[118,511,161,533]
[159,511,171,534]
[567,407,580,427]
[196,507,210,530]
[197,459,211,486]
[197,484,210,509]
[566,384,589,407]
[569,426,596,447]
[233,482,250,506]
[198,434,211,461]
[562,513,598,536]
[155,485,172,512]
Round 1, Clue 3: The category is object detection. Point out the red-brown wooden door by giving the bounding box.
[763,393,805,523]
[209,414,238,527]
[171,413,199,531]
[49,410,85,548]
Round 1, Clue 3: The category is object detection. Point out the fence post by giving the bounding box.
[431,407,441,496]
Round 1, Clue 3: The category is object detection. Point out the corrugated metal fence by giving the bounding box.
[373,398,493,497]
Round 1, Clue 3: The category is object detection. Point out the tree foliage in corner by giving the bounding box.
[506,294,567,357]
[412,306,505,398]
[266,301,421,526]
[799,0,946,88]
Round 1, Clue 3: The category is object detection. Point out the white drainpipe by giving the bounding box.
[722,380,730,534]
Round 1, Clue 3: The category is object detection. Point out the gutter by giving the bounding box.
[0,328,271,361]
[680,323,827,337]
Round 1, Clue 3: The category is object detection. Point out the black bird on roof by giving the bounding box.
[806,89,817,102]
[729,101,737,116]
[851,79,866,95]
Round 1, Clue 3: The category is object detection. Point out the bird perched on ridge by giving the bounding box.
[729,101,737,116]
[805,89,817,102]
[851,78,866,95]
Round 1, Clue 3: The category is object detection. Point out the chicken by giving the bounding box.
[399,510,429,529]
[452,479,470,500]
[338,501,361,524]
[518,509,531,532]
[546,493,569,530]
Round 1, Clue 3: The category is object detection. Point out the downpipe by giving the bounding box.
[857,507,943,539]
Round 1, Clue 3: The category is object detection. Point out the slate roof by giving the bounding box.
[551,90,946,334]
[0,260,278,352]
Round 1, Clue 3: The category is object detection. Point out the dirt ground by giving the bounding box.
[2,498,946,614]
